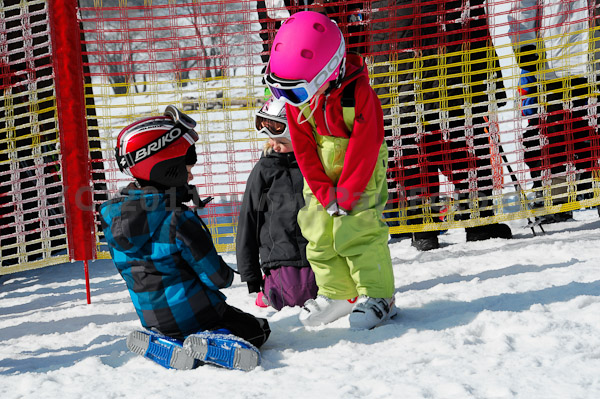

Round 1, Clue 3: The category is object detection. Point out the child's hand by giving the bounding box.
[518,69,538,116]
[246,278,264,293]
[326,203,348,216]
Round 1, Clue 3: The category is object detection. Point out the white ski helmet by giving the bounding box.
[255,97,290,140]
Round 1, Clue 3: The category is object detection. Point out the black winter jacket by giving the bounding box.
[236,149,309,293]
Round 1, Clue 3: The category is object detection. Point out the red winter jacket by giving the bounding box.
[286,53,384,211]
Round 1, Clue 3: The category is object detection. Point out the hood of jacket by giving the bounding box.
[99,183,194,255]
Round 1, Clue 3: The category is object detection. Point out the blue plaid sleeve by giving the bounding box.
[175,210,234,290]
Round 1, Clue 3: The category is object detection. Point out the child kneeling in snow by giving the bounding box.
[100,106,270,371]
[237,97,318,310]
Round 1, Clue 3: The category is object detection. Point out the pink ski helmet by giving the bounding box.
[265,11,346,106]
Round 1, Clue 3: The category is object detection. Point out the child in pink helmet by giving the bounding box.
[265,11,397,330]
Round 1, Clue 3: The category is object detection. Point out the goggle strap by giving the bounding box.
[116,148,135,171]
[265,62,309,87]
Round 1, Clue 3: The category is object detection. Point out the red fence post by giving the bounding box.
[48,0,96,302]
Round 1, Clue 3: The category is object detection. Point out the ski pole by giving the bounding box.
[484,115,544,235]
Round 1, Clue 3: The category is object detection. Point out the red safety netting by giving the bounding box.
[2,0,600,274]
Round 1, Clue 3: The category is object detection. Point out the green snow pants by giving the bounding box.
[297,135,395,300]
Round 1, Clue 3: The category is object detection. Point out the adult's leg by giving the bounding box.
[384,118,405,239]
[400,106,443,250]
[543,79,574,210]
[544,80,569,176]
[569,77,597,197]
[445,104,512,239]
[256,1,282,64]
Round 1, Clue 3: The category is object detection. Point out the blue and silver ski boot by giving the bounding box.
[126,330,198,370]
[183,329,261,371]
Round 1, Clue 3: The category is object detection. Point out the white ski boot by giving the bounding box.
[299,295,357,327]
[348,296,398,330]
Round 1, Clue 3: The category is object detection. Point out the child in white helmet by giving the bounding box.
[237,97,318,311]
[265,11,397,329]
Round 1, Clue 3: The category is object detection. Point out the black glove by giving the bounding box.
[246,278,264,294]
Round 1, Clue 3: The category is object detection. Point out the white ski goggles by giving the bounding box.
[264,37,345,106]
[255,113,289,139]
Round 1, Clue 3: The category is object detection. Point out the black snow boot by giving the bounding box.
[465,223,512,242]
[411,231,439,251]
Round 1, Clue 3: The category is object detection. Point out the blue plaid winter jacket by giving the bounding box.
[99,184,234,339]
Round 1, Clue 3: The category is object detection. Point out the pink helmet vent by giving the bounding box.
[301,49,313,59]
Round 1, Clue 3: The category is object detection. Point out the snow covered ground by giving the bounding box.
[1,208,599,399]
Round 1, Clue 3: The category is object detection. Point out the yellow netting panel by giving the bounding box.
[1,0,68,274]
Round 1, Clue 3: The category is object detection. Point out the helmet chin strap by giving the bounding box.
[297,93,321,125]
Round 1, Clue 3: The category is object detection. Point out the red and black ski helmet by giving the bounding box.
[115,105,198,187]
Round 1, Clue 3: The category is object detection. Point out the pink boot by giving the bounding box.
[255,292,268,308]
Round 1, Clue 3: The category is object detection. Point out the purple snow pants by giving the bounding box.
[263,266,318,311]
